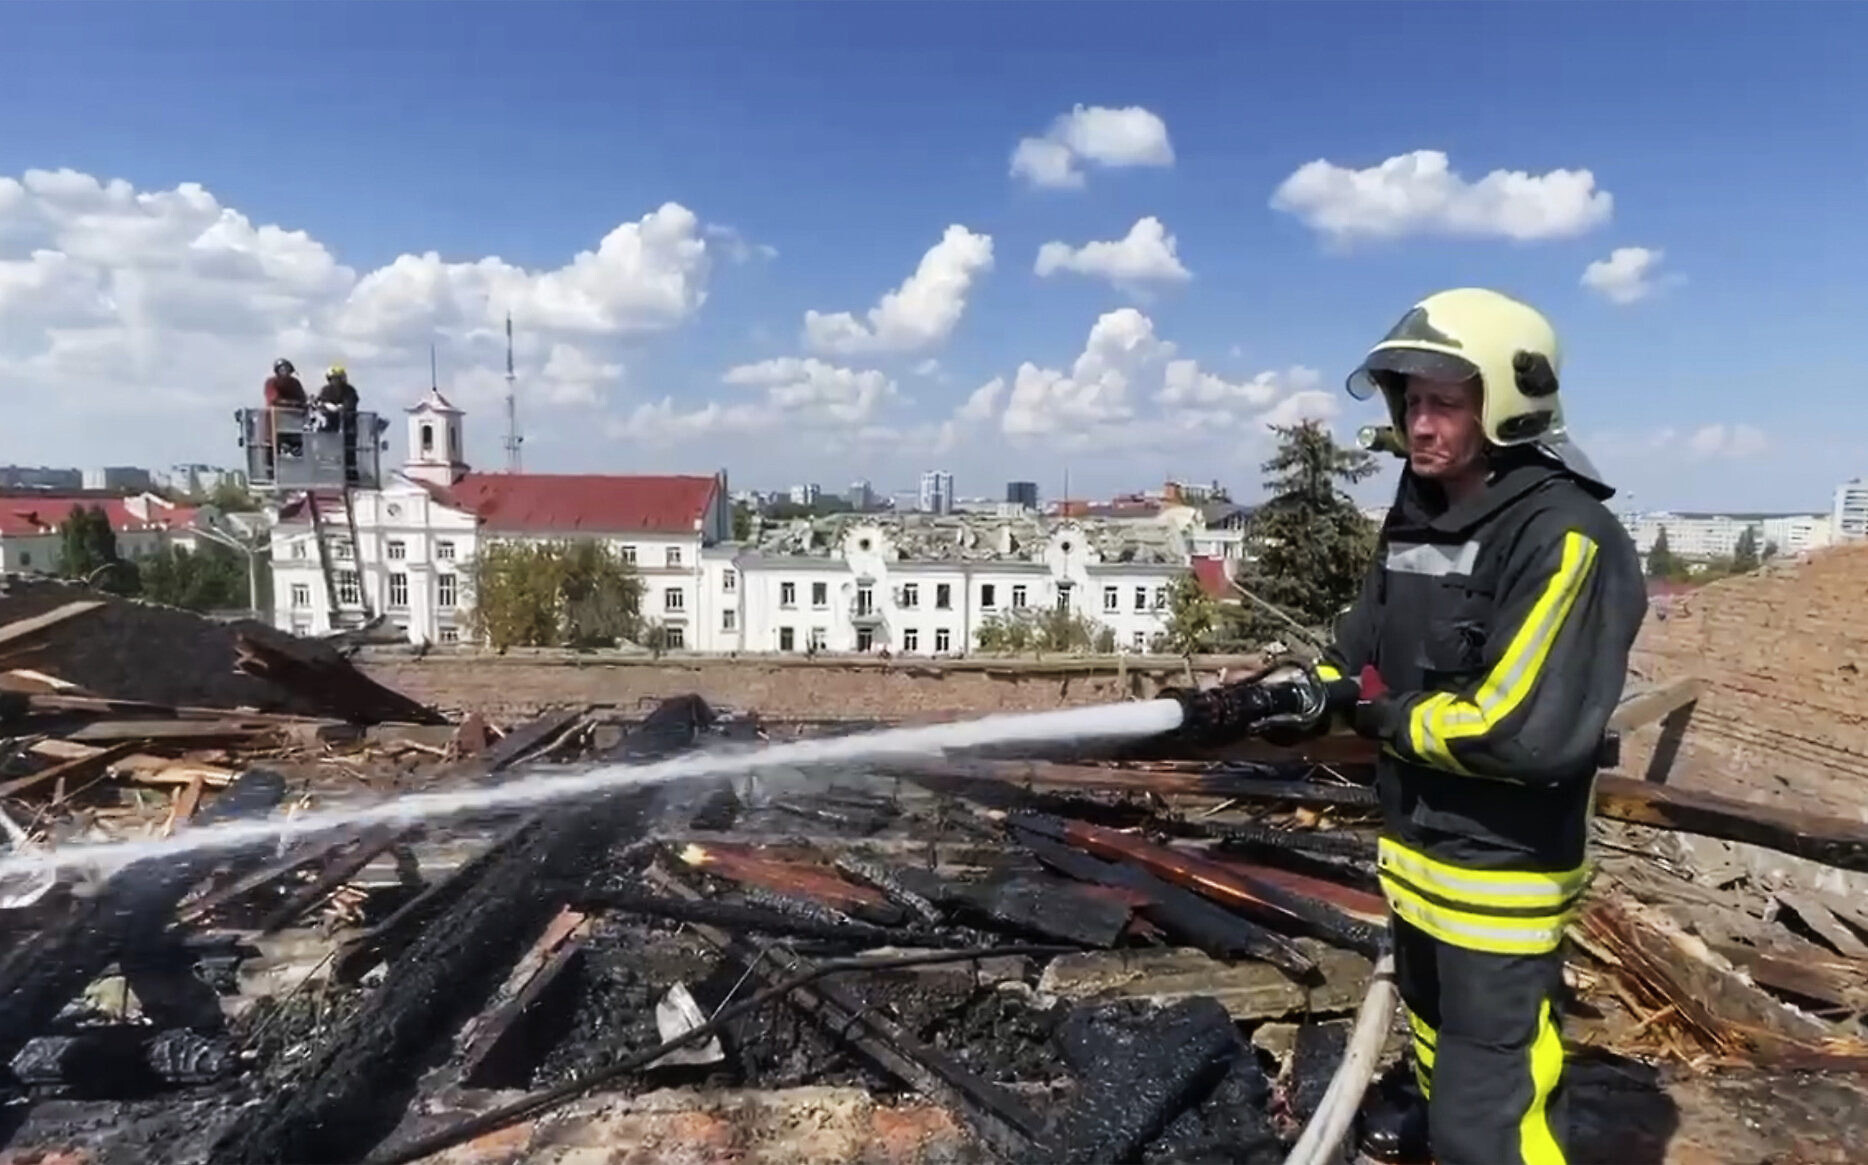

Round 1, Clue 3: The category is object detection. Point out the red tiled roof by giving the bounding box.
[0,496,196,537]
[434,473,718,535]
[1191,556,1234,600]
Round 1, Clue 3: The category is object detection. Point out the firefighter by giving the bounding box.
[318,365,361,483]
[1241,288,1647,1164]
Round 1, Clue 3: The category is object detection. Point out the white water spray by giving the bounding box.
[0,699,1187,884]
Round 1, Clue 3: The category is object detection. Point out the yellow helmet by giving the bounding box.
[1347,288,1563,448]
[327,364,347,381]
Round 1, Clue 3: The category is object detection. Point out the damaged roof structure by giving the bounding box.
[750,510,1193,566]
[5,552,1868,1162]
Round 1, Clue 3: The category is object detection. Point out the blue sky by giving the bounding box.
[2,1,1862,512]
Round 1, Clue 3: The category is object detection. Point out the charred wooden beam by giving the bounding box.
[1013,829,1317,978]
[889,866,1135,948]
[831,855,943,926]
[566,886,964,948]
[232,631,447,725]
[1595,774,1868,875]
[178,832,360,925]
[458,908,592,1090]
[330,825,523,985]
[642,866,1049,1160]
[1015,812,1384,958]
[1200,854,1387,926]
[257,824,418,935]
[675,841,905,925]
[435,708,587,783]
[63,719,280,746]
[0,739,143,800]
[0,768,287,1076]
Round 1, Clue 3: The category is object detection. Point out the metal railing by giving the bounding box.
[236,407,389,492]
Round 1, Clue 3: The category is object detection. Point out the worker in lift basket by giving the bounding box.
[1240,288,1647,1164]
[261,357,308,473]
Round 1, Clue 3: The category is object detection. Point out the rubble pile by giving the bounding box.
[2,591,1868,1162]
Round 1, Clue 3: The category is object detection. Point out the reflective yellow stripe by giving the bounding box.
[1378,837,1590,912]
[1413,1058,1433,1099]
[1403,531,1598,775]
[1405,1006,1437,1050]
[1315,662,1343,682]
[1519,998,1567,1164]
[1380,875,1570,955]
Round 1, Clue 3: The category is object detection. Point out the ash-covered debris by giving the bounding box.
[6,625,1868,1165]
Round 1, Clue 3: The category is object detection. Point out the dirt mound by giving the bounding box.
[1628,544,1868,816]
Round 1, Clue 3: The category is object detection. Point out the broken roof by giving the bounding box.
[749,512,1190,566]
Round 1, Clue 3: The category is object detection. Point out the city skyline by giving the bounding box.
[3,4,1862,511]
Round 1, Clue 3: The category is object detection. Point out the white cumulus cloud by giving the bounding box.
[1034,216,1191,294]
[803,225,994,356]
[0,167,729,458]
[612,357,900,442]
[1010,105,1175,189]
[1271,149,1613,244]
[1685,423,1768,459]
[1582,246,1672,304]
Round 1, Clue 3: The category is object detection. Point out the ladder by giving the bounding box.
[305,487,374,630]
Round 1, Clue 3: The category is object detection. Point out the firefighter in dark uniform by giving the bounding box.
[1249,289,1647,1165]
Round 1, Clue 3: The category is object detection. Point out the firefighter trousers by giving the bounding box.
[1392,913,1570,1165]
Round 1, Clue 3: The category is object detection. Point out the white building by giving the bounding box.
[81,467,155,492]
[848,480,874,511]
[1626,511,1833,561]
[269,394,1188,653]
[0,492,207,574]
[788,483,822,507]
[157,464,249,497]
[918,470,954,515]
[1834,480,1868,541]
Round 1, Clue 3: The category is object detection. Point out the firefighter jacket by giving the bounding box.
[1319,448,1647,955]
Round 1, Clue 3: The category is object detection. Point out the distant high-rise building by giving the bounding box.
[919,470,955,515]
[0,466,83,491]
[788,483,822,507]
[81,466,155,493]
[848,479,875,511]
[1006,481,1038,509]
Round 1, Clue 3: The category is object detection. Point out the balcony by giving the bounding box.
[849,599,886,627]
[238,408,390,493]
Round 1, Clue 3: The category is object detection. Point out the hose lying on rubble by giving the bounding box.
[1283,951,1398,1165]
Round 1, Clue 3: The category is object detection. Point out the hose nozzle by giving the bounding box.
[1162,663,1322,747]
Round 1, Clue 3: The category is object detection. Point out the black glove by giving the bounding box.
[1251,663,1361,743]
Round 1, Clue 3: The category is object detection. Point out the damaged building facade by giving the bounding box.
[269,393,1196,652]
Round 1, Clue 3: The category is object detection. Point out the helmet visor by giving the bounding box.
[1345,346,1479,401]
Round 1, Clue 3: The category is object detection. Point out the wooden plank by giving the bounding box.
[1595,774,1868,875]
[0,601,105,653]
[1609,678,1707,734]
[29,738,103,762]
[0,740,144,800]
[458,907,592,1087]
[1709,942,1868,1013]
[1037,943,1372,1020]
[160,773,207,839]
[1774,890,1868,960]
[257,825,414,934]
[66,720,274,745]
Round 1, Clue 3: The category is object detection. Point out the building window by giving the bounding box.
[292,542,307,560]
[1011,584,1027,609]
[621,544,637,565]
[1056,583,1072,612]
[333,539,353,560]
[903,628,919,652]
[665,625,686,649]
[420,423,434,455]
[665,546,683,568]
[900,583,919,608]
[722,609,737,631]
[1104,586,1119,612]
[779,627,795,652]
[437,574,457,608]
[856,586,874,616]
[935,627,951,653]
[1135,586,1148,612]
[290,583,310,608]
[337,571,360,605]
[811,581,828,608]
[1133,631,1147,651]
[780,581,797,608]
[665,588,684,611]
[388,573,408,609]
[722,569,737,592]
[1153,586,1167,610]
[809,627,827,651]
[981,584,997,609]
[440,626,460,644]
[387,539,406,560]
[936,583,952,610]
[436,540,455,561]
[856,627,874,652]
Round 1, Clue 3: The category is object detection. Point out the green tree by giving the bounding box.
[57,506,139,595]
[1236,421,1380,644]
[973,609,1039,654]
[1161,572,1219,655]
[1646,527,1681,580]
[466,539,644,649]
[731,502,754,541]
[1763,539,1780,561]
[1732,526,1760,572]
[141,544,247,611]
[207,479,259,512]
